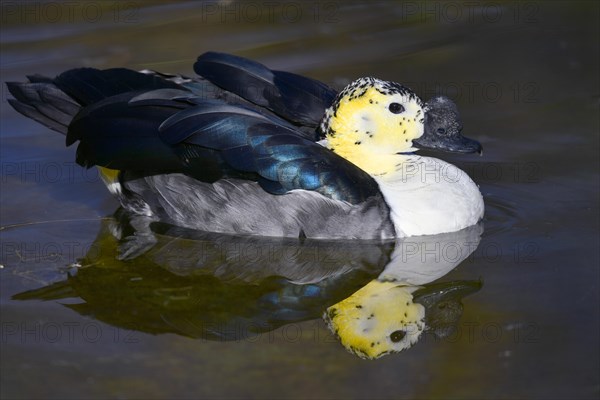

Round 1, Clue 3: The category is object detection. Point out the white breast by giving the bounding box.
[374,155,484,237]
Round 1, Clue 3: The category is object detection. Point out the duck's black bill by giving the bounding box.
[414,133,483,155]
[412,279,482,308]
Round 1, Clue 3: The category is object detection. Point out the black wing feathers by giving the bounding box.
[6,68,187,135]
[68,92,183,170]
[8,54,380,204]
[194,51,337,127]
[54,68,184,106]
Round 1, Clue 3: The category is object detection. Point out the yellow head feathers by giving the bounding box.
[323,280,426,360]
[319,78,426,176]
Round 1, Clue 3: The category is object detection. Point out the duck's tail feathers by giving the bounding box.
[6,68,185,135]
[194,51,337,127]
[52,68,183,105]
[6,77,81,135]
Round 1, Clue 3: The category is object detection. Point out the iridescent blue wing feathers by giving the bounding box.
[157,102,380,203]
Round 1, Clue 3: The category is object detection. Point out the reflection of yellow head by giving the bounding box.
[323,280,425,359]
[320,78,425,176]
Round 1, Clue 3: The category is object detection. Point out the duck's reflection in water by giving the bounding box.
[323,221,483,358]
[13,213,483,358]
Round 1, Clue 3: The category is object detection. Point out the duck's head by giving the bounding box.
[320,77,425,176]
[319,79,482,175]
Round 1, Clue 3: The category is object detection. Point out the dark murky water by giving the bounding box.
[1,1,598,399]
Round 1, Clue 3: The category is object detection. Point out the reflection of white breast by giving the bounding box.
[374,155,484,237]
[378,223,483,285]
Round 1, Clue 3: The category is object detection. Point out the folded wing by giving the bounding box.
[67,84,379,204]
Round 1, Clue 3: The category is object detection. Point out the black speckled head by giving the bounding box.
[414,96,483,154]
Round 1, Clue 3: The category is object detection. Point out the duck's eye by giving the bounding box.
[437,128,447,135]
[390,330,406,343]
[388,103,404,114]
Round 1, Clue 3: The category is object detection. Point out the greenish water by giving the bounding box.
[1,1,598,399]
